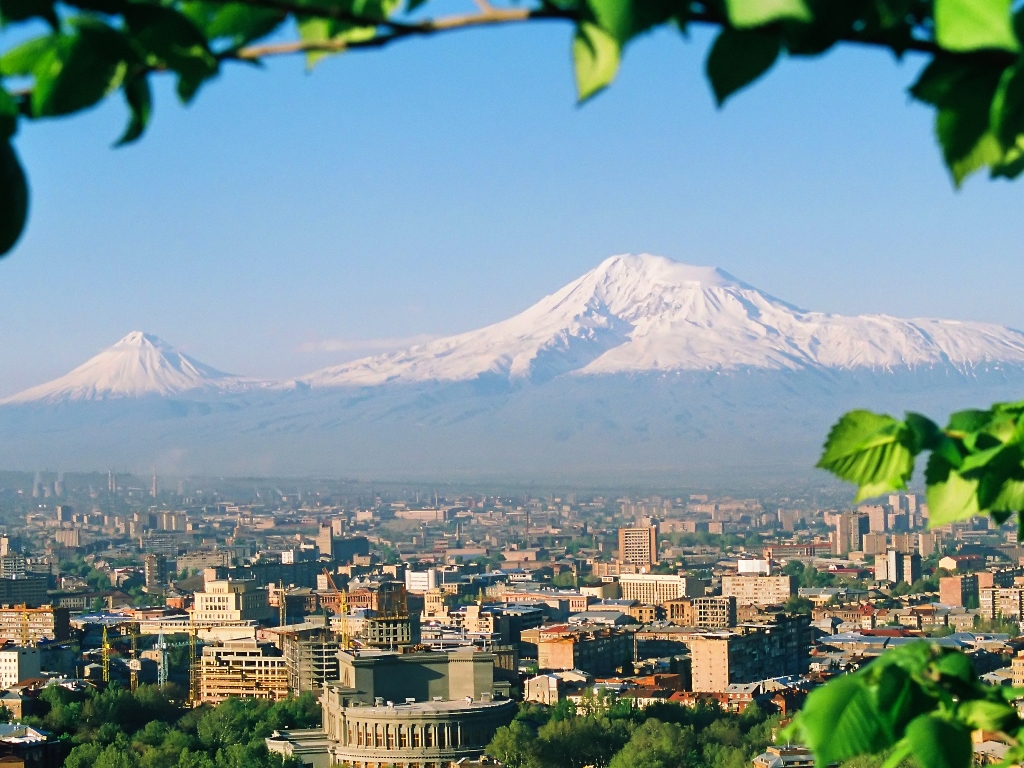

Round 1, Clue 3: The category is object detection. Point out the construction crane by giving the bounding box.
[188,620,199,706]
[128,622,140,692]
[101,624,111,683]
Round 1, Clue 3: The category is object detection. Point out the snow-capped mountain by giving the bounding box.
[302,254,1024,387]
[5,254,1024,481]
[1,331,252,404]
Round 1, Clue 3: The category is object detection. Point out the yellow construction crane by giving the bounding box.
[128,622,140,692]
[101,624,111,683]
[188,620,199,706]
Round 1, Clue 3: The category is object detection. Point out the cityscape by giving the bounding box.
[0,470,1013,768]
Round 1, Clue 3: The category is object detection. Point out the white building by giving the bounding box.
[192,579,271,623]
[404,569,438,594]
[619,574,703,604]
[0,647,40,688]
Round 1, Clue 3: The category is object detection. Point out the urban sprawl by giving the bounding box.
[0,474,1015,768]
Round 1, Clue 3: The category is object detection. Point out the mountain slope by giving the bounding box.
[301,254,1024,387]
[1,332,254,404]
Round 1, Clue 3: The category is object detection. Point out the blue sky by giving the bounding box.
[0,15,1021,396]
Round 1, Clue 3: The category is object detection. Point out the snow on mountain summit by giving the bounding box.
[2,331,247,404]
[302,253,1024,387]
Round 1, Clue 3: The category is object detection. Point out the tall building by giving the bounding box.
[862,532,887,556]
[618,526,659,569]
[862,505,887,533]
[688,615,810,692]
[831,514,851,556]
[980,588,1024,619]
[144,554,167,588]
[939,574,978,607]
[55,505,72,523]
[903,553,922,586]
[918,532,938,558]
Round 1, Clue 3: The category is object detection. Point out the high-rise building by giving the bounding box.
[144,553,167,588]
[981,587,1024,619]
[863,505,888,533]
[55,505,72,523]
[918,532,938,558]
[886,550,904,584]
[618,525,659,569]
[939,574,978,607]
[832,514,852,556]
[903,553,921,585]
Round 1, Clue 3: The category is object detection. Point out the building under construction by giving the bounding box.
[0,605,70,644]
[275,621,340,694]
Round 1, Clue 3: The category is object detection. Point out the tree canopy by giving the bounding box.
[2,0,1024,254]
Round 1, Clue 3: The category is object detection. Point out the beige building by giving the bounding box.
[619,574,703,604]
[200,640,288,703]
[980,587,1024,619]
[0,606,71,644]
[618,526,658,569]
[720,575,795,606]
[192,579,272,623]
[0,647,39,688]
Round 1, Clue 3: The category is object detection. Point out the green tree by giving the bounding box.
[487,720,539,768]
[608,719,696,768]
[783,595,814,615]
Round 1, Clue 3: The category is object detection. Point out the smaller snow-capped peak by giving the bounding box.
[3,331,250,404]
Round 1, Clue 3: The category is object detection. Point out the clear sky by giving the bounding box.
[0,15,1020,397]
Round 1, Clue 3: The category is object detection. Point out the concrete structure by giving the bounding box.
[980,588,1024,620]
[619,574,703,604]
[319,691,515,768]
[405,570,438,594]
[664,596,737,628]
[144,554,167,588]
[0,606,70,644]
[617,526,658,569]
[720,575,795,606]
[862,532,887,556]
[529,625,631,676]
[940,575,979,607]
[200,640,288,703]
[688,615,810,692]
[192,579,272,623]
[0,576,47,608]
[524,674,563,705]
[336,649,504,704]
[0,647,39,688]
[275,622,341,694]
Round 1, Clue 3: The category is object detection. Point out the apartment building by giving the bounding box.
[0,647,39,688]
[720,575,795,606]
[617,526,658,569]
[0,606,70,644]
[939,575,978,607]
[527,625,631,676]
[980,587,1024,619]
[619,575,704,604]
[689,614,810,692]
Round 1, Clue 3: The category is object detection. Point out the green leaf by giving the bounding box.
[817,410,919,501]
[31,24,133,118]
[796,674,891,765]
[204,4,286,48]
[934,0,1019,53]
[925,454,981,526]
[0,139,28,256]
[124,6,218,104]
[1,36,58,77]
[904,715,971,768]
[957,700,1018,731]
[724,0,811,29]
[116,75,150,146]
[584,0,678,45]
[991,63,1024,147]
[933,651,975,685]
[0,0,57,27]
[911,54,1007,184]
[0,89,18,141]
[706,28,781,105]
[573,22,620,102]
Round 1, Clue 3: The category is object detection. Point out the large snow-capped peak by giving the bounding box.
[302,253,1024,387]
[2,331,248,403]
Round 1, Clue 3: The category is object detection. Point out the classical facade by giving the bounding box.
[321,688,515,768]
